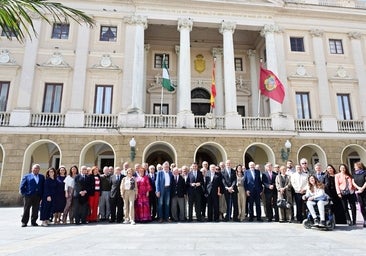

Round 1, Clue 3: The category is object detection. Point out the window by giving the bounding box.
[296,92,311,119]
[290,37,305,52]
[234,58,243,71]
[0,81,10,112]
[94,85,113,114]
[329,39,344,54]
[237,106,245,117]
[153,104,169,115]
[51,23,70,39]
[43,83,63,113]
[337,94,352,120]
[154,54,169,69]
[1,26,17,38]
[99,26,117,42]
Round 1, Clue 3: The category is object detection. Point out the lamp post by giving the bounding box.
[280,139,292,162]
[129,137,136,162]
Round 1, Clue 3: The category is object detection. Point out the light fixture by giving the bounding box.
[280,139,292,162]
[129,137,136,162]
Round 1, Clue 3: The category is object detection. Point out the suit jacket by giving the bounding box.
[148,172,156,193]
[205,171,223,195]
[155,170,173,194]
[171,175,186,198]
[110,174,124,198]
[222,168,238,193]
[243,169,263,195]
[19,173,45,197]
[186,170,204,195]
[73,174,92,203]
[315,172,326,184]
[262,171,278,194]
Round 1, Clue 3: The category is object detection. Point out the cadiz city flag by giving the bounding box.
[259,66,285,104]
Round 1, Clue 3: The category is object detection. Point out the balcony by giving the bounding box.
[242,117,272,131]
[84,114,118,128]
[30,113,65,127]
[337,120,365,133]
[145,114,177,128]
[294,119,322,132]
[0,112,10,126]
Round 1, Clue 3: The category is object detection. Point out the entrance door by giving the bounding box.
[191,103,210,116]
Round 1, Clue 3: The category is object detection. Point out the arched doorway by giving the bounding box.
[194,142,226,168]
[80,141,116,169]
[143,142,177,166]
[341,144,366,172]
[191,88,210,115]
[243,143,275,169]
[297,144,327,170]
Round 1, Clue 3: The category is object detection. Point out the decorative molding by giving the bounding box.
[212,48,223,57]
[144,44,151,52]
[0,49,16,65]
[260,24,281,37]
[175,45,180,55]
[348,31,362,40]
[90,54,121,71]
[193,54,206,73]
[124,15,148,29]
[310,29,324,37]
[236,76,251,95]
[247,49,256,57]
[219,21,236,34]
[40,51,70,68]
[177,18,193,32]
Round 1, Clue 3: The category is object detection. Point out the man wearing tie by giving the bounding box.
[262,162,279,222]
[314,163,325,183]
[73,166,91,224]
[19,164,45,227]
[205,164,223,222]
[222,160,239,221]
[170,167,186,222]
[186,162,204,222]
[155,161,173,222]
[148,165,157,220]
[244,161,263,222]
[109,166,124,223]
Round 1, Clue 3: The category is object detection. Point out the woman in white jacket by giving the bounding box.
[303,175,329,227]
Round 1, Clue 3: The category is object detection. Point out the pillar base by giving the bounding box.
[9,109,31,126]
[177,111,194,129]
[119,112,145,128]
[65,110,85,127]
[321,116,338,132]
[225,112,242,130]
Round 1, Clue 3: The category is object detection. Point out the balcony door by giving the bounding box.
[191,88,210,115]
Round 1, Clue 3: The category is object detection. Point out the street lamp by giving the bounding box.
[280,139,292,162]
[129,137,136,162]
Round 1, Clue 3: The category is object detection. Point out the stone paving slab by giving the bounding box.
[0,208,365,256]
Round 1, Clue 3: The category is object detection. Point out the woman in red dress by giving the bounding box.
[135,164,152,222]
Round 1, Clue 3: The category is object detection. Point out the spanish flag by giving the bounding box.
[259,66,285,104]
[210,59,217,108]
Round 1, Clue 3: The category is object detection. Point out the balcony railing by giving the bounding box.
[242,117,272,130]
[194,115,225,129]
[31,113,65,127]
[0,112,10,126]
[294,119,322,132]
[337,120,364,133]
[145,114,177,128]
[84,114,118,128]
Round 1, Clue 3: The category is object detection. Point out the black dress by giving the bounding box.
[325,174,347,224]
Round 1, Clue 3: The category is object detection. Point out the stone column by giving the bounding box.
[348,32,366,123]
[310,28,337,132]
[64,25,91,127]
[247,49,259,116]
[212,48,224,116]
[177,18,194,128]
[143,44,150,112]
[10,18,42,126]
[175,45,180,115]
[119,15,147,128]
[220,21,241,129]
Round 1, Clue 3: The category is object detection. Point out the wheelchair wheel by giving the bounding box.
[302,219,312,229]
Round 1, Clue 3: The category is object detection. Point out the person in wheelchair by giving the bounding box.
[303,175,329,227]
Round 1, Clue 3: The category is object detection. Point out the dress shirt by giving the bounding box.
[164,171,170,186]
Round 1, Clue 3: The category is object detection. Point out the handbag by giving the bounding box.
[276,199,287,208]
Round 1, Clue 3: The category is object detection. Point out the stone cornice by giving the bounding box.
[219,21,236,34]
[123,15,148,29]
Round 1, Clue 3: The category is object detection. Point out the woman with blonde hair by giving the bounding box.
[121,168,138,225]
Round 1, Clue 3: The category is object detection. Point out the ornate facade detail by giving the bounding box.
[335,66,348,78]
[212,48,223,57]
[0,49,16,64]
[247,49,256,57]
[219,21,236,34]
[348,31,362,40]
[295,64,308,76]
[260,24,281,37]
[177,18,193,32]
[310,28,324,37]
[42,52,69,67]
[144,44,151,52]
[236,76,251,94]
[124,15,148,29]
[194,54,206,73]
[92,54,119,69]
[175,45,180,55]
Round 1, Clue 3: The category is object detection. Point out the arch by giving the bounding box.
[80,140,116,168]
[297,144,327,170]
[193,142,227,167]
[191,87,210,115]
[243,143,276,169]
[142,141,177,166]
[21,139,62,178]
[0,144,5,187]
[340,144,366,170]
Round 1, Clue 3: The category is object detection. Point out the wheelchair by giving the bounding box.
[302,199,335,231]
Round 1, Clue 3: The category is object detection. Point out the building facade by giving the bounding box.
[0,0,366,205]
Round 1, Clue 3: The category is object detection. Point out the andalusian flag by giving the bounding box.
[162,57,175,92]
[210,59,217,108]
[259,66,285,104]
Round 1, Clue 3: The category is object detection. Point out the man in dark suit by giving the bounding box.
[148,165,157,220]
[186,162,204,222]
[244,161,263,222]
[19,164,45,227]
[314,163,326,183]
[73,165,91,224]
[222,160,239,221]
[262,162,279,222]
[170,167,186,221]
[205,164,223,222]
[109,166,124,223]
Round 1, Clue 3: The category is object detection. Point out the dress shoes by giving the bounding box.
[363,221,366,228]
[257,218,263,222]
[31,222,39,226]
[21,223,27,227]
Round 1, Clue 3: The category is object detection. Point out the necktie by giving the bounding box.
[269,171,272,180]
[227,169,231,178]
[117,175,119,181]
[176,176,178,183]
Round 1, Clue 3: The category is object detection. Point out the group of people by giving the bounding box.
[19,158,366,228]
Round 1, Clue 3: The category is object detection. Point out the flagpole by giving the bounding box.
[257,89,261,117]
[160,54,166,115]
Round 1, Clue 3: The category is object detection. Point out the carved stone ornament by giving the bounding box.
[0,49,11,64]
[194,54,206,73]
[205,113,216,129]
[177,18,193,32]
[124,15,148,29]
[92,54,119,69]
[336,66,347,78]
[219,21,236,34]
[296,64,307,76]
[310,29,324,37]
[348,32,362,40]
[44,52,69,67]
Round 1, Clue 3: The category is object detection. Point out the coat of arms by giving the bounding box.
[194,54,205,73]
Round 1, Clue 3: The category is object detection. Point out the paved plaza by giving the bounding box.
[0,207,365,256]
